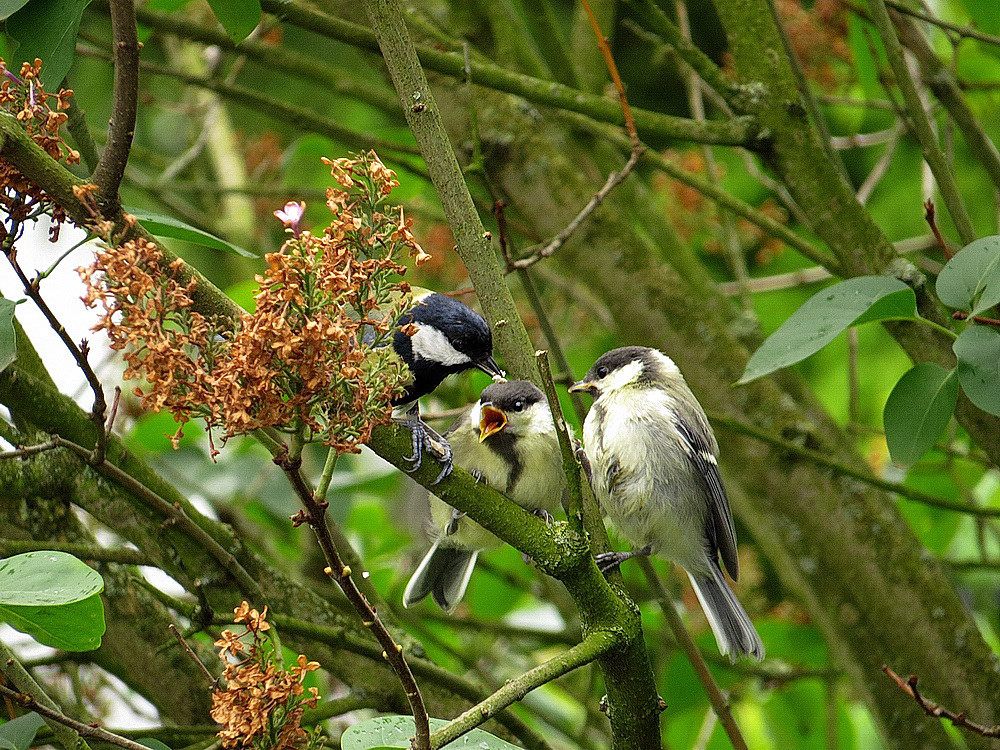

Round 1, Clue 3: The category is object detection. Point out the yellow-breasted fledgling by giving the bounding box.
[403,380,563,612]
[389,290,504,483]
[570,346,764,661]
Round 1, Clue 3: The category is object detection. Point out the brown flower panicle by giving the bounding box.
[80,151,429,453]
[0,58,79,239]
[211,602,322,750]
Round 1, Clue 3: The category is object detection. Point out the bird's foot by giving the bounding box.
[468,469,485,484]
[594,545,652,574]
[446,508,466,536]
[395,416,453,484]
[530,508,555,526]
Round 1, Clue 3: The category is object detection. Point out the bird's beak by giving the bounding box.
[568,379,594,395]
[476,355,506,381]
[479,404,507,442]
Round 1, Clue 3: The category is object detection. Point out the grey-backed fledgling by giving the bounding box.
[570,346,764,661]
[403,380,563,612]
[389,289,504,482]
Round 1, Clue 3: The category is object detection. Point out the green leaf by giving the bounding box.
[0,552,106,650]
[341,717,520,750]
[0,298,17,374]
[4,0,93,87]
[0,0,31,19]
[0,594,105,651]
[936,236,1000,315]
[954,325,1000,415]
[206,0,261,42]
[126,208,256,257]
[883,364,959,467]
[0,551,104,605]
[739,277,916,384]
[0,713,46,750]
[961,0,1000,36]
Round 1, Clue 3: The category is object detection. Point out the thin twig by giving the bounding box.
[883,0,1000,48]
[272,447,430,750]
[0,683,148,750]
[92,0,140,210]
[428,632,617,749]
[924,200,955,259]
[512,149,641,271]
[867,0,977,245]
[535,350,584,533]
[881,665,1000,738]
[167,624,217,687]
[952,311,1000,328]
[0,239,108,464]
[510,0,644,272]
[639,558,750,750]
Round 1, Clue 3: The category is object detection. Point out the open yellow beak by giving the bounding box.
[479,405,507,442]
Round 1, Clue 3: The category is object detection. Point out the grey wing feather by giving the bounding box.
[443,407,473,438]
[674,407,739,580]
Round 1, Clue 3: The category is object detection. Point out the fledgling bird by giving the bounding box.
[570,346,764,661]
[403,380,563,612]
[390,290,504,482]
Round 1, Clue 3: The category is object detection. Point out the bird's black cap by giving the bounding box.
[392,293,500,404]
[480,380,544,412]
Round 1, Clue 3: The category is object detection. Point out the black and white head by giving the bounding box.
[394,292,504,402]
[568,346,680,399]
[473,380,552,442]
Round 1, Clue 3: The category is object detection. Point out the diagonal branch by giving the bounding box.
[272,446,430,750]
[91,0,139,210]
[428,631,617,748]
[882,666,1000,738]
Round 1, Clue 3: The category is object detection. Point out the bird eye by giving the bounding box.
[597,366,609,379]
[513,400,524,411]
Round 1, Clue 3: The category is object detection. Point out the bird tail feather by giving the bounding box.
[688,566,765,662]
[402,540,478,613]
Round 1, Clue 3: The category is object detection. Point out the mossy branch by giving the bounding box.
[261,0,757,146]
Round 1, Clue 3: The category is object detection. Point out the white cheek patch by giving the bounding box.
[598,359,644,394]
[410,323,472,366]
[648,349,680,376]
[469,400,483,429]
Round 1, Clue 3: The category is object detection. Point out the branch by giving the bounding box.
[1,434,266,597]
[866,0,977,245]
[924,200,955,259]
[638,559,749,750]
[0,230,108,464]
[261,0,757,146]
[708,412,1000,517]
[0,642,90,750]
[91,0,139,209]
[892,10,1000,195]
[361,0,539,386]
[428,632,617,748]
[535,350,584,532]
[881,666,1000,738]
[512,149,641,271]
[0,684,151,750]
[0,540,151,566]
[77,43,424,163]
[271,447,430,750]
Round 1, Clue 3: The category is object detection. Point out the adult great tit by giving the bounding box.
[570,346,764,661]
[390,290,504,482]
[403,380,563,612]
